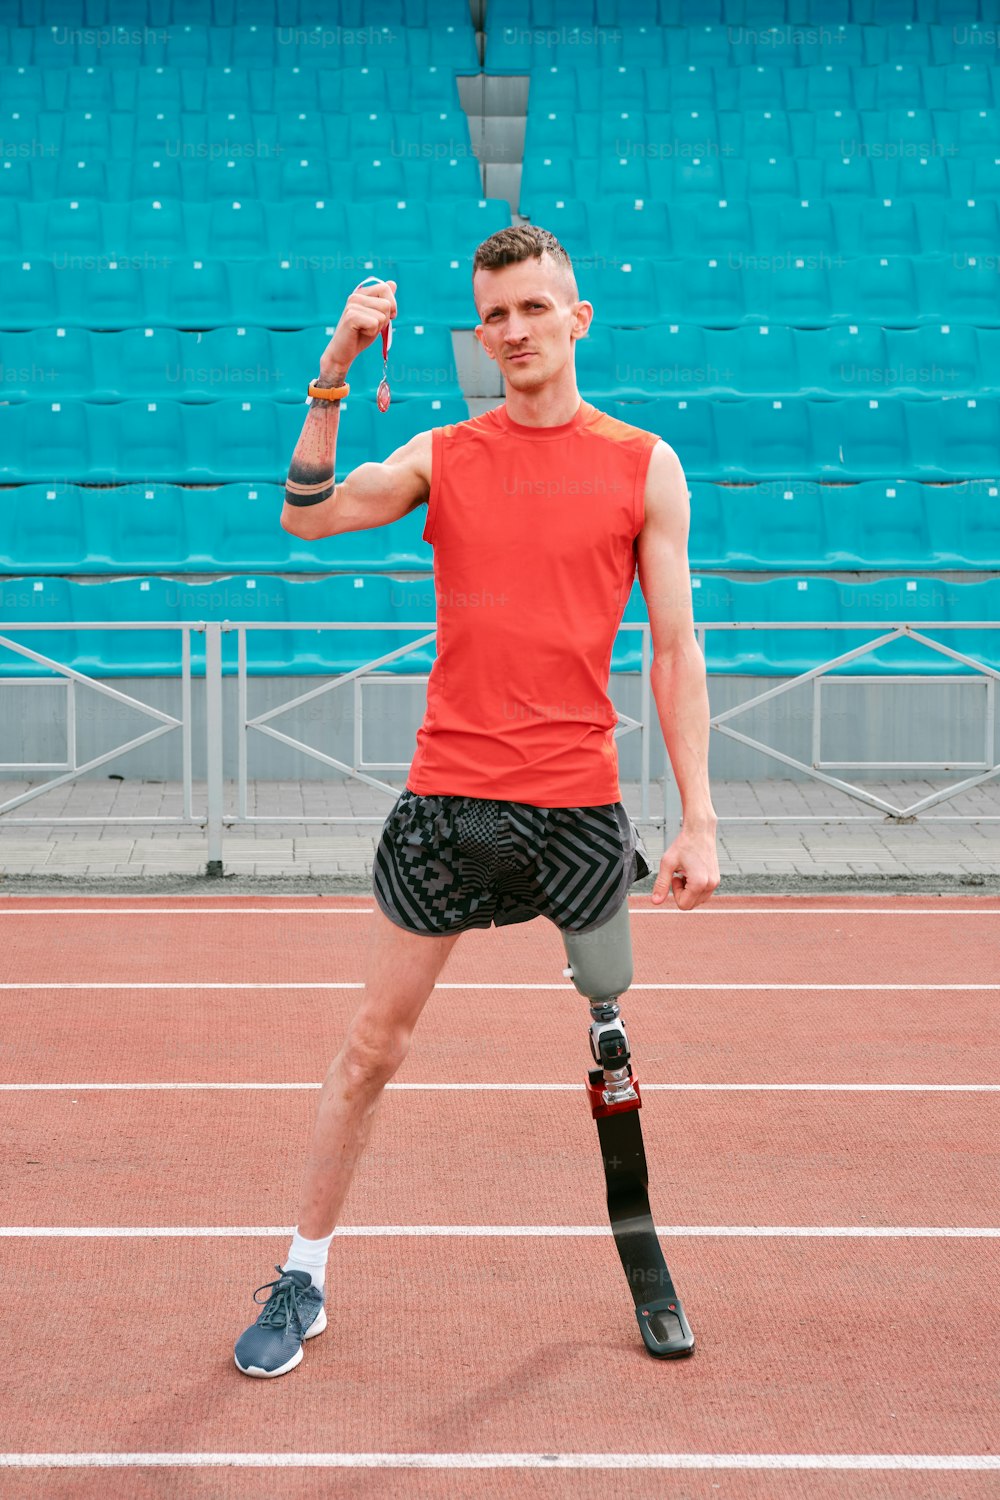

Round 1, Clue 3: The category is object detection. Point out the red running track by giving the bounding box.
[0,894,997,1500]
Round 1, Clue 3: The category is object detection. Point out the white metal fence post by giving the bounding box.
[204,622,224,875]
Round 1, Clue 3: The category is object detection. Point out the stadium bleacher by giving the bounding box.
[1,0,997,682]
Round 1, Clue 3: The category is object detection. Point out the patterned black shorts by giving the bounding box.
[373,790,652,936]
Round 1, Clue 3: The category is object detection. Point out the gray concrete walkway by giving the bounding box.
[0,778,996,889]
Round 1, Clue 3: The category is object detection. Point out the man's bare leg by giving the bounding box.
[295,904,463,1238]
[235,906,462,1376]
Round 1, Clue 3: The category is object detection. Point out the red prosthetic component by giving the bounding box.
[586,1068,643,1120]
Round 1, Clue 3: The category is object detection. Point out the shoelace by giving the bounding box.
[252,1266,311,1332]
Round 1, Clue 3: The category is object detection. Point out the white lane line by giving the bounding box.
[1,1082,997,1094]
[0,1453,997,1472]
[1,982,997,991]
[1,1225,996,1239]
[1,907,998,915]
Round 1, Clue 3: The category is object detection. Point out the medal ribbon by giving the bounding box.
[354,275,393,412]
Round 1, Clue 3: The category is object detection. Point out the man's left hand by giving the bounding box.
[651,825,721,912]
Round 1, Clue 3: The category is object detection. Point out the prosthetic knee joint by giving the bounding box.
[561,900,639,1114]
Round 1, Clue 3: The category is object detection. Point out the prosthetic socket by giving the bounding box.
[561,899,639,1113]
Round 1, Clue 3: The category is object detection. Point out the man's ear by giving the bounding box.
[569,299,594,341]
[474,323,495,360]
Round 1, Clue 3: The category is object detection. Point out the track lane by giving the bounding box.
[0,1239,994,1461]
[4,1090,998,1229]
[1,984,997,1086]
[3,897,999,986]
[4,1473,1000,1500]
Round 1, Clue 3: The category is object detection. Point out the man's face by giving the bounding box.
[473,253,592,392]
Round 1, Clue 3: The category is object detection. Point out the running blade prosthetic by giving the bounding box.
[588,1068,696,1358]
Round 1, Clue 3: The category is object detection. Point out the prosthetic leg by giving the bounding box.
[562,901,695,1358]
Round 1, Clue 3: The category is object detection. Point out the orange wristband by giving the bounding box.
[308,380,350,402]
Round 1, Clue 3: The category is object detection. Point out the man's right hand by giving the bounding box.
[319,279,398,383]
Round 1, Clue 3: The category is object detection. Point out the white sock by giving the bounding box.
[283,1227,335,1291]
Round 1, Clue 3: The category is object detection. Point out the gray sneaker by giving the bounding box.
[234,1266,327,1378]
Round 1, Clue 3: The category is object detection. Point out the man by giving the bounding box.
[234,225,720,1377]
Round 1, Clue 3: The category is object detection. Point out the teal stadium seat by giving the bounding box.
[911,398,1000,478]
[90,486,193,572]
[841,256,927,325]
[99,329,187,402]
[71,576,186,679]
[724,326,799,396]
[0,260,59,329]
[932,63,997,109]
[577,261,662,325]
[663,260,748,326]
[786,65,856,111]
[282,574,409,676]
[850,200,925,256]
[202,198,271,259]
[32,199,103,257]
[754,261,832,327]
[212,486,301,572]
[951,482,1000,571]
[955,107,1000,156]
[0,65,45,110]
[938,257,1000,326]
[121,200,194,258]
[735,108,797,158]
[71,265,151,329]
[212,575,297,675]
[238,262,319,327]
[812,398,910,478]
[882,326,984,397]
[716,577,855,676]
[114,399,190,482]
[721,399,815,479]
[664,201,750,259]
[199,399,293,482]
[267,199,350,259]
[795,326,890,397]
[832,576,982,674]
[0,201,22,255]
[731,482,838,570]
[849,481,943,568]
[0,399,94,482]
[1,487,91,574]
[761,199,838,255]
[734,64,789,110]
[2,328,97,400]
[0,577,78,679]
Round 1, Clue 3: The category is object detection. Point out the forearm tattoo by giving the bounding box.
[284,469,335,507]
[284,398,340,508]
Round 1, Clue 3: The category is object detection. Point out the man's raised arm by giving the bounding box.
[280,278,432,542]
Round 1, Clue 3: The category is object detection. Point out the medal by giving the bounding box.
[377,316,392,412]
[355,276,393,413]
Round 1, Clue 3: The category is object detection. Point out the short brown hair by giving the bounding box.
[472,224,575,279]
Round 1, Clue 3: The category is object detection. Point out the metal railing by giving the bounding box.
[0,623,201,827]
[696,621,1000,821]
[0,617,997,871]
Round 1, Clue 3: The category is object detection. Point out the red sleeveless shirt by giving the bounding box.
[405,399,659,807]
